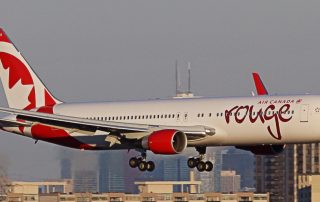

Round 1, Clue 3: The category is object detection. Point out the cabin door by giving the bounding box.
[300,104,309,122]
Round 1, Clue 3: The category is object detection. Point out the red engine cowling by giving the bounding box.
[142,129,187,154]
[236,144,286,155]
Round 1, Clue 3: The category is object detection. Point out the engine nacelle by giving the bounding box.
[142,129,187,154]
[236,144,286,155]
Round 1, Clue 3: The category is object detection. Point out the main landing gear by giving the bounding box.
[129,151,155,172]
[187,146,213,172]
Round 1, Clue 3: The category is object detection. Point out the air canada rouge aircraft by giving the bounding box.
[0,28,317,172]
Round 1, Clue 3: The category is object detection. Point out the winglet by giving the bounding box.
[252,72,268,95]
[0,28,11,43]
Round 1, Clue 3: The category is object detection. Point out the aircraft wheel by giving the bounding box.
[147,161,155,172]
[129,157,139,168]
[205,161,213,172]
[138,161,148,172]
[197,161,206,172]
[187,158,198,168]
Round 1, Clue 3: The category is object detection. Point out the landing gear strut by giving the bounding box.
[129,150,155,172]
[187,146,213,172]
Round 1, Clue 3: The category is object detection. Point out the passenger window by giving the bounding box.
[172,114,175,118]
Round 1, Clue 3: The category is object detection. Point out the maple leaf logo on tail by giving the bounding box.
[0,28,62,111]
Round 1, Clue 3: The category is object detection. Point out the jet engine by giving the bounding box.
[236,144,286,155]
[142,129,187,154]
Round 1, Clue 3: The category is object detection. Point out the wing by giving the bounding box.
[0,117,31,127]
[0,107,214,139]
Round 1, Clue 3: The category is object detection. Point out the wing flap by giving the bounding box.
[0,118,31,127]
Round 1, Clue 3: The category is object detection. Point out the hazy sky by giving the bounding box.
[1,0,320,180]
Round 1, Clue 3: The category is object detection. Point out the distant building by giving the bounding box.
[7,180,73,196]
[255,145,294,202]
[163,156,190,181]
[220,170,241,193]
[2,179,270,202]
[255,143,320,202]
[60,158,72,179]
[74,170,98,193]
[198,148,222,192]
[222,148,255,189]
[99,151,125,193]
[35,192,269,202]
[298,174,320,202]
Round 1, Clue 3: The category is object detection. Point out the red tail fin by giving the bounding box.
[0,28,62,110]
[252,72,268,95]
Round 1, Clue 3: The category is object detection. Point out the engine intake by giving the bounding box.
[142,129,187,154]
[236,144,286,155]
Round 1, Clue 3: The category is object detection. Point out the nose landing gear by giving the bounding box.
[187,146,213,172]
[129,151,155,172]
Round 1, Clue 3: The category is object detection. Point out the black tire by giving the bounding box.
[138,161,148,171]
[197,161,206,172]
[147,161,155,172]
[205,161,213,172]
[187,158,197,168]
[129,157,138,168]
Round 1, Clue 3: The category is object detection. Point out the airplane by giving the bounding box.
[0,28,317,173]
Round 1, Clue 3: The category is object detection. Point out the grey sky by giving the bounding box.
[0,0,320,180]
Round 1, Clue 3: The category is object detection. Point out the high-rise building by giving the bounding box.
[198,148,223,192]
[99,151,125,193]
[222,148,255,189]
[73,170,98,193]
[163,156,190,181]
[162,156,190,192]
[60,158,72,179]
[220,170,241,193]
[255,143,320,202]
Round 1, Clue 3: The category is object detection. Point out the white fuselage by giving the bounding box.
[27,94,319,148]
